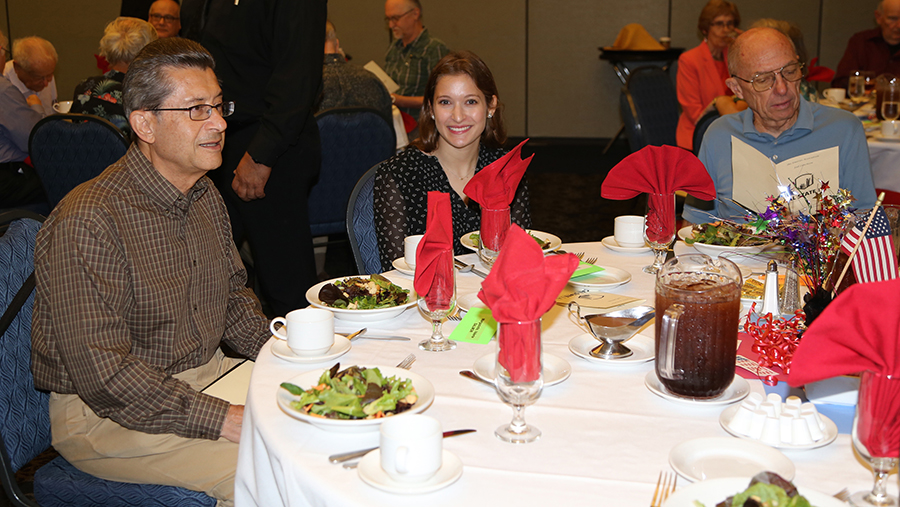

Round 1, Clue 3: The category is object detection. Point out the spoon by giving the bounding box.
[339,328,366,341]
[459,370,495,386]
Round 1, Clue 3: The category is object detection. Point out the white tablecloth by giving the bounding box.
[868,137,900,193]
[235,242,871,506]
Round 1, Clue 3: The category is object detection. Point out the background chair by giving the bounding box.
[0,211,215,506]
[28,113,129,208]
[619,66,680,152]
[310,107,395,240]
[346,163,382,275]
[692,110,720,156]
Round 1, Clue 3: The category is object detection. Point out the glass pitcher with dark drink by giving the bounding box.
[655,254,742,399]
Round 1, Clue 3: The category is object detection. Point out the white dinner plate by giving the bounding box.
[456,292,487,313]
[601,236,651,253]
[662,477,846,507]
[472,352,571,386]
[459,229,562,253]
[568,332,654,365]
[871,131,900,142]
[644,371,750,406]
[358,449,463,494]
[306,275,417,322]
[668,437,795,483]
[567,266,632,290]
[276,365,435,433]
[391,258,415,276]
[271,335,351,364]
[677,225,693,242]
[718,404,839,450]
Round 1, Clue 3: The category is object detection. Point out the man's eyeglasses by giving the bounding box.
[710,20,736,29]
[148,101,235,121]
[384,9,414,24]
[732,62,805,92]
[149,13,179,24]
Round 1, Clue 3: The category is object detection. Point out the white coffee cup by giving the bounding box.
[52,100,73,114]
[379,415,442,483]
[883,120,900,139]
[269,308,334,356]
[614,215,646,248]
[823,88,846,103]
[404,234,424,268]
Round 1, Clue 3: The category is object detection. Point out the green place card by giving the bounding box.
[448,307,496,344]
[571,261,604,279]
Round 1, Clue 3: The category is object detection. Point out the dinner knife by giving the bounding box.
[328,429,476,463]
[352,335,410,341]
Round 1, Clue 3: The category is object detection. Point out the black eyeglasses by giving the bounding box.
[0,46,10,59]
[147,101,234,121]
[732,62,805,92]
[384,9,414,24]
[149,13,179,24]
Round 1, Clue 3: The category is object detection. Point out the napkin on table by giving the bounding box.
[464,138,532,210]
[603,24,665,51]
[414,192,454,310]
[478,226,579,382]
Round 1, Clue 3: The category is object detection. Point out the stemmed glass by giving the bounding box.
[478,207,510,267]
[417,264,457,352]
[643,193,676,274]
[495,319,543,444]
[849,71,867,102]
[850,370,900,507]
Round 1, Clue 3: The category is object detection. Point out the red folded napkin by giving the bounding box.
[601,145,715,242]
[478,226,579,382]
[464,138,532,210]
[414,192,454,310]
[806,57,835,83]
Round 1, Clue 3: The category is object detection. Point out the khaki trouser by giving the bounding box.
[49,349,242,507]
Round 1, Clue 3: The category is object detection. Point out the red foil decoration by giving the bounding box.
[742,303,806,386]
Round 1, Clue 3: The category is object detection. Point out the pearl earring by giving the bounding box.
[488,113,493,119]
[431,114,435,120]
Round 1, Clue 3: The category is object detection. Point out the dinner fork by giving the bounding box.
[833,488,850,502]
[583,257,598,265]
[650,471,676,507]
[396,353,416,370]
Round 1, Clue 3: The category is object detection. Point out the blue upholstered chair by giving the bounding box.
[346,163,383,275]
[692,110,720,156]
[619,66,680,152]
[28,113,129,208]
[310,107,395,238]
[0,211,215,506]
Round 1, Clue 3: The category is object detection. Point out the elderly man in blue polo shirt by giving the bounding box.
[684,27,877,224]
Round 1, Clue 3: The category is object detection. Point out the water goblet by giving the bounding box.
[849,71,866,102]
[643,193,676,275]
[495,319,543,444]
[850,370,900,507]
[478,207,510,267]
[417,267,457,352]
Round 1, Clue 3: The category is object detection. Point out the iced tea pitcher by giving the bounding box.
[655,254,742,398]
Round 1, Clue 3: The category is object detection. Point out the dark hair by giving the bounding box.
[123,37,215,118]
[412,50,506,152]
[698,0,741,37]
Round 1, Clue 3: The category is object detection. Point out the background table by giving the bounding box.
[235,241,871,506]
[868,137,900,194]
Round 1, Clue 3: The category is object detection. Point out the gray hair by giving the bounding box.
[123,37,215,118]
[727,27,798,77]
[100,17,158,67]
[325,20,337,43]
[11,37,57,72]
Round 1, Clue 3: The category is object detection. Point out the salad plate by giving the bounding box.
[679,225,773,258]
[566,266,631,290]
[601,236,651,253]
[668,437,795,483]
[662,477,845,507]
[568,332,654,365]
[718,404,839,450]
[391,258,415,276]
[460,229,562,253]
[456,292,487,313]
[472,352,571,386]
[644,372,750,406]
[358,449,463,494]
[271,335,351,364]
[306,274,417,323]
[277,365,435,433]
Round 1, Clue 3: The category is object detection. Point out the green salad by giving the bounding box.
[280,364,417,420]
[693,472,813,507]
[685,222,768,248]
[317,274,409,310]
[469,231,549,249]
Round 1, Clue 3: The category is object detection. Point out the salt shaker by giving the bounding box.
[760,260,780,316]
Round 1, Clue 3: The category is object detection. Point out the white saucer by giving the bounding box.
[391,258,415,276]
[472,352,571,386]
[668,437,795,483]
[456,292,487,313]
[601,236,650,253]
[567,266,632,290]
[358,449,463,494]
[871,131,900,142]
[568,333,654,365]
[644,371,750,406]
[270,335,351,363]
[718,404,839,450]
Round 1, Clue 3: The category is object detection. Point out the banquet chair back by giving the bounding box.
[692,110,720,156]
[28,113,129,208]
[0,211,216,507]
[620,66,679,151]
[311,107,395,238]
[346,163,382,275]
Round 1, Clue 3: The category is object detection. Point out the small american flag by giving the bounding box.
[839,207,898,283]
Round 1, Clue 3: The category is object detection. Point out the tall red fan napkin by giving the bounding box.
[477,226,579,382]
[788,278,900,457]
[601,145,716,242]
[414,192,454,309]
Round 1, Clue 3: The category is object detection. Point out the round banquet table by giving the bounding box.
[868,136,900,194]
[235,241,871,506]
